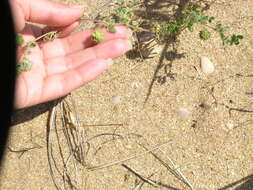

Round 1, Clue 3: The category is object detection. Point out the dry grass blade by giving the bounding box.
[122,164,159,188]
[140,144,194,190]
[133,172,157,190]
[86,140,172,170]
[47,100,64,190]
[86,133,123,142]
[158,148,195,190]
[8,144,42,159]
[83,123,124,127]
[47,95,88,190]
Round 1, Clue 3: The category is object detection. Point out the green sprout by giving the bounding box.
[92,30,105,43]
[108,25,117,33]
[199,29,211,40]
[224,34,244,45]
[215,23,243,45]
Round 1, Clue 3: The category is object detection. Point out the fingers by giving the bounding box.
[41,25,132,59]
[11,0,85,32]
[45,38,132,75]
[9,0,26,32]
[40,59,113,104]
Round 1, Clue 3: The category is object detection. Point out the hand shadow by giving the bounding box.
[11,100,56,126]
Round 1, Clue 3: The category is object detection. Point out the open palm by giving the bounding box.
[11,0,131,109]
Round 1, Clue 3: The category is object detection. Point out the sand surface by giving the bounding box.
[0,0,252,189]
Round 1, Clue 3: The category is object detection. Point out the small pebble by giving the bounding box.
[200,56,215,74]
[227,121,234,129]
[131,82,140,88]
[178,108,191,118]
[112,96,121,104]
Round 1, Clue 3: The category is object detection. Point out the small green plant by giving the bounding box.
[215,23,243,45]
[105,18,117,33]
[92,30,105,43]
[159,4,215,39]
[16,57,32,75]
[199,29,211,40]
[84,1,244,58]
[226,34,244,45]
[115,7,133,25]
[16,31,59,75]
[108,0,243,45]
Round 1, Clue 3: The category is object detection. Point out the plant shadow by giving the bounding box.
[218,174,253,190]
[124,0,214,103]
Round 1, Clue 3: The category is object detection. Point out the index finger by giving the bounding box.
[12,0,85,31]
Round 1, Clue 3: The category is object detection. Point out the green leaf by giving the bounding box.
[199,29,211,40]
[108,24,117,33]
[105,18,116,24]
[16,34,24,46]
[236,35,244,39]
[187,22,194,31]
[115,7,133,24]
[229,34,244,45]
[92,30,105,43]
[163,21,180,36]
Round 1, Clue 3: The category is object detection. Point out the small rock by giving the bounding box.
[178,108,191,118]
[131,82,140,88]
[200,56,215,74]
[112,96,121,104]
[227,121,234,129]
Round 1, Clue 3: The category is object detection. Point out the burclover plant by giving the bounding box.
[16,31,59,75]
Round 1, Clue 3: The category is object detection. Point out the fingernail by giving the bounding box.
[125,40,133,51]
[105,58,114,66]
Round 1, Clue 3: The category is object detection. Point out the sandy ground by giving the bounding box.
[0,0,253,190]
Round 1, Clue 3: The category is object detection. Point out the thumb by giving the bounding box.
[10,0,85,32]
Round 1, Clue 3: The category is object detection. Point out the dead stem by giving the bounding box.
[8,145,42,159]
[86,140,172,170]
[140,144,195,190]
[86,133,123,142]
[122,164,159,187]
[82,123,124,127]
[47,95,88,190]
[133,172,157,190]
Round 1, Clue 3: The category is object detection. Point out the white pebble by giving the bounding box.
[200,56,215,74]
[178,108,191,118]
[112,96,121,104]
[131,82,140,88]
[227,121,234,129]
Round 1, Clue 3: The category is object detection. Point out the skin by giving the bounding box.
[9,0,132,109]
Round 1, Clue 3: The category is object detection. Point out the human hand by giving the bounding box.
[10,0,132,109]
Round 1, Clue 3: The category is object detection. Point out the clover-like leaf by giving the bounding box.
[92,30,105,43]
